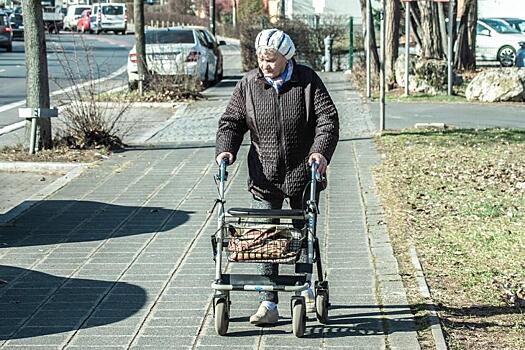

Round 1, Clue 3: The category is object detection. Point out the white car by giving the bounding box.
[64,5,91,31]
[477,18,525,66]
[127,26,225,90]
[91,2,126,35]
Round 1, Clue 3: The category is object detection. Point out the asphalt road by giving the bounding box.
[369,101,525,130]
[0,32,134,128]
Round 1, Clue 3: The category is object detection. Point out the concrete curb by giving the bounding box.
[353,140,422,350]
[409,245,448,350]
[57,101,178,109]
[0,161,89,174]
[0,164,87,225]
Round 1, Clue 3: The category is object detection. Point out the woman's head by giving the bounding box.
[255,29,295,78]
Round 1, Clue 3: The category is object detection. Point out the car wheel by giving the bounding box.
[498,45,516,67]
[128,81,138,91]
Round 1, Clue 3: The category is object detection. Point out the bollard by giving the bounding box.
[324,35,333,72]
[348,16,354,70]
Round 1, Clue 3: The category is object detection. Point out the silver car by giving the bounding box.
[477,18,525,67]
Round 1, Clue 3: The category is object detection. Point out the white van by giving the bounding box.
[92,2,127,35]
[64,5,92,31]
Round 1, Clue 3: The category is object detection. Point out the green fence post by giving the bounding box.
[348,16,354,70]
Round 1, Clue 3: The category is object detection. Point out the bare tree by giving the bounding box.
[408,0,446,59]
[134,0,147,94]
[22,0,52,150]
[385,0,400,88]
[359,0,379,73]
[455,0,477,70]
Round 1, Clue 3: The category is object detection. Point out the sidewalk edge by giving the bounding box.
[0,164,87,225]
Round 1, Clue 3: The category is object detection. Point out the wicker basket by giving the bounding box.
[225,224,304,264]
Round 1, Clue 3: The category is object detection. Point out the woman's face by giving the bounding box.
[257,51,287,78]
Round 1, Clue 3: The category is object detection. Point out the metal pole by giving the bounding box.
[29,118,37,155]
[404,1,411,96]
[366,0,371,98]
[232,0,237,29]
[210,0,216,36]
[348,16,354,70]
[280,0,286,19]
[380,0,386,131]
[447,0,455,95]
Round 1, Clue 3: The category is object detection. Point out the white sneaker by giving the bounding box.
[302,288,316,313]
[249,304,279,325]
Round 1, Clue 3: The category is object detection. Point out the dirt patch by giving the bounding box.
[0,144,107,163]
[374,128,525,350]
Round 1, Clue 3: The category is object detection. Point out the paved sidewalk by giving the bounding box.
[0,73,421,349]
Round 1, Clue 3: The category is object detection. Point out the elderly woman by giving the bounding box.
[215,29,339,325]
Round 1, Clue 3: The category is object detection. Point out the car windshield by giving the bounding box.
[146,30,195,44]
[102,6,124,16]
[509,20,525,32]
[0,16,5,26]
[482,19,520,34]
[75,8,89,15]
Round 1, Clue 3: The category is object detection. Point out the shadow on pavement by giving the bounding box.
[1,200,192,248]
[0,265,147,340]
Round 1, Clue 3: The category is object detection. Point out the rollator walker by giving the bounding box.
[211,159,329,337]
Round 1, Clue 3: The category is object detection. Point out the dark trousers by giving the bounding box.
[251,190,319,304]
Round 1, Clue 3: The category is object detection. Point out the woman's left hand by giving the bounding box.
[308,153,327,175]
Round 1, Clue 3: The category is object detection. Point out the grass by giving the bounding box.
[368,89,468,103]
[374,128,525,350]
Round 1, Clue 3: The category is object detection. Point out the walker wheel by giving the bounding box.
[315,291,329,324]
[292,298,306,337]
[214,298,229,336]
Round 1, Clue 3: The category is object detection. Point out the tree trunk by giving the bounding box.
[385,0,400,89]
[419,1,443,58]
[410,1,446,59]
[408,4,423,49]
[359,0,380,74]
[23,0,52,150]
[455,0,477,69]
[134,0,147,93]
[437,3,448,58]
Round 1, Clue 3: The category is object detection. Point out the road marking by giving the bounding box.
[0,121,26,136]
[0,69,5,73]
[0,65,127,134]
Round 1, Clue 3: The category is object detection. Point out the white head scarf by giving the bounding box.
[255,29,296,60]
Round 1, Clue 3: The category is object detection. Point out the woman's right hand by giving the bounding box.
[216,152,234,165]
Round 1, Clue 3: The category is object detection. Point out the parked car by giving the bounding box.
[91,2,126,35]
[8,7,23,40]
[0,10,13,52]
[477,18,525,67]
[76,9,91,33]
[127,26,225,90]
[495,18,525,34]
[64,4,92,31]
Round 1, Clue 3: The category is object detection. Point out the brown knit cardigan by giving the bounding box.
[216,61,339,200]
